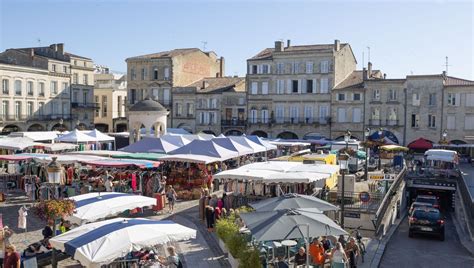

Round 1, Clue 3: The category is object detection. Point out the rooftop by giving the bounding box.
[444,76,474,87]
[249,43,348,60]
[129,98,167,112]
[126,48,205,61]
[188,77,245,93]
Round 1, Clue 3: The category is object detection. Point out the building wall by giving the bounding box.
[172,87,196,133]
[195,93,222,135]
[334,44,357,87]
[221,90,247,135]
[442,85,474,142]
[70,56,95,129]
[331,88,365,140]
[172,51,222,87]
[94,73,127,132]
[0,63,72,132]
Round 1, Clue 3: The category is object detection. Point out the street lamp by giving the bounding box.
[364,128,371,180]
[339,152,349,229]
[46,157,62,268]
[378,128,383,170]
[58,118,64,134]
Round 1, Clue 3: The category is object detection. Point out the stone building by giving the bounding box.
[0,43,88,133]
[94,66,128,133]
[172,77,245,135]
[125,48,224,126]
[246,39,357,139]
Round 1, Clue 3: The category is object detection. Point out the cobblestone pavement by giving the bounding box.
[0,191,229,267]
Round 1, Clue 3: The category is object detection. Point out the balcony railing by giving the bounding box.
[221,119,247,127]
[369,119,381,126]
[0,114,76,121]
[386,119,399,126]
[71,102,99,109]
[248,117,329,125]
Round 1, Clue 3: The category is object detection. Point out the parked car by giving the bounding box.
[409,201,433,215]
[414,195,440,209]
[408,207,445,241]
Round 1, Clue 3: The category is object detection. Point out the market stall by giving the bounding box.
[85,129,116,150]
[56,129,100,150]
[119,137,180,153]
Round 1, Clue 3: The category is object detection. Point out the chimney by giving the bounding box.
[442,71,447,77]
[384,73,387,79]
[275,41,284,52]
[334,39,340,51]
[219,56,225,77]
[57,43,64,55]
[287,39,291,48]
[363,68,368,81]
[202,80,208,89]
[368,62,372,79]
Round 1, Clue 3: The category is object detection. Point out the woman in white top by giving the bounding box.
[330,242,348,268]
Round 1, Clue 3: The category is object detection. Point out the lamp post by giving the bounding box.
[442,129,448,149]
[364,128,370,181]
[339,153,349,229]
[46,157,62,268]
[378,128,383,170]
[58,118,64,134]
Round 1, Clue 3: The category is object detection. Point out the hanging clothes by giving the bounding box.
[18,206,27,229]
[131,173,137,191]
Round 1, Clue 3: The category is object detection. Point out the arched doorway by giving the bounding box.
[95,123,109,133]
[201,130,216,135]
[27,124,44,132]
[116,123,127,133]
[225,129,243,136]
[1,125,21,135]
[251,130,268,138]
[51,123,68,132]
[277,131,299,139]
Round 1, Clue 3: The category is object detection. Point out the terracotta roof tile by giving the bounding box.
[444,76,474,86]
[126,48,201,60]
[188,77,245,93]
[249,44,346,60]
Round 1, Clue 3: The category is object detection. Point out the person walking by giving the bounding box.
[309,239,326,268]
[158,246,181,267]
[166,185,177,214]
[345,237,360,268]
[3,245,20,268]
[330,242,348,268]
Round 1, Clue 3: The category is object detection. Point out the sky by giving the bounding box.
[1,0,473,80]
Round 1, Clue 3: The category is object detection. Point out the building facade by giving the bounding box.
[0,44,88,133]
[94,67,128,133]
[172,77,245,135]
[246,39,357,139]
[125,48,224,128]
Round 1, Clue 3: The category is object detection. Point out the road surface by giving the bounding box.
[380,213,474,268]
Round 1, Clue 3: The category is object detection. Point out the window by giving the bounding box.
[275,106,284,123]
[262,65,270,74]
[292,62,299,74]
[83,90,88,104]
[238,97,245,105]
[320,61,329,73]
[74,60,77,66]
[210,98,217,109]
[164,67,170,80]
[163,88,170,105]
[261,109,269,123]
[83,74,88,85]
[152,88,159,100]
[141,68,146,80]
[27,102,33,116]
[51,81,57,94]
[251,65,258,74]
[306,62,313,74]
[412,92,420,106]
[320,78,329,93]
[130,89,136,104]
[131,68,136,80]
[262,82,269,95]
[276,80,285,94]
[338,93,345,101]
[428,114,436,128]
[447,93,460,106]
[447,115,456,130]
[388,89,397,101]
[465,116,474,130]
[251,82,258,95]
[276,63,284,74]
[38,82,45,96]
[62,101,69,116]
[73,90,79,103]
[388,107,397,120]
[290,106,299,123]
[292,80,299,93]
[153,67,158,80]
[319,106,329,123]
[466,94,474,107]
[429,93,436,106]
[372,89,380,101]
[304,106,313,123]
[84,61,87,67]
[38,102,44,115]
[187,103,194,116]
[15,80,22,95]
[306,80,313,93]
[371,107,380,119]
[102,96,107,117]
[52,64,56,72]
[95,96,100,117]
[27,81,33,95]
[411,114,420,127]
[353,93,361,101]
[73,73,78,84]
[62,82,68,95]
[250,109,257,123]
[337,108,346,122]
[2,79,9,94]
[15,101,21,119]
[2,101,8,116]
[63,66,67,73]
[353,108,362,123]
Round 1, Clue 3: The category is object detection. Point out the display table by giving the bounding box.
[281,240,297,266]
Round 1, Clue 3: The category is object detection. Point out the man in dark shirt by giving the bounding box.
[294,247,307,266]
[42,220,54,239]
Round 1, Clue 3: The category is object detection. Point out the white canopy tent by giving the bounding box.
[214,168,328,183]
[159,154,223,164]
[67,150,131,157]
[228,136,267,153]
[425,149,459,163]
[56,129,99,143]
[212,137,254,156]
[9,131,61,142]
[169,139,239,160]
[18,153,107,165]
[246,135,278,150]
[86,129,115,142]
[0,137,40,150]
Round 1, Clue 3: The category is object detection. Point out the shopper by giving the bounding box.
[3,245,20,268]
[294,247,307,266]
[309,238,326,268]
[166,185,177,214]
[158,246,181,268]
[330,242,348,268]
[345,237,360,268]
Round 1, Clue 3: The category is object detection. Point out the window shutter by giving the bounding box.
[301,80,307,94]
[286,80,292,94]
[313,79,318,93]
[456,93,461,106]
[298,79,302,94]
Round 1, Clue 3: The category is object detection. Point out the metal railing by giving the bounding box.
[221,119,247,126]
[369,119,381,126]
[323,191,385,213]
[248,117,328,125]
[458,171,474,237]
[71,102,99,109]
[0,114,77,121]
